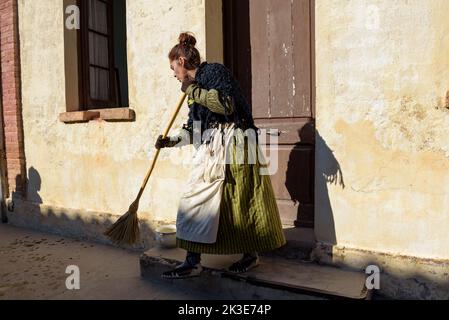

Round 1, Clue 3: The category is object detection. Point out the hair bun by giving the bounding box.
[178,32,197,47]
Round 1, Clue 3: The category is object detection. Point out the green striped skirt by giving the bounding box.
[176,134,287,254]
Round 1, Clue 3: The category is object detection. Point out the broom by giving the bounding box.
[104,93,187,245]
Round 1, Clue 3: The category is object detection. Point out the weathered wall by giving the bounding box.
[15,0,449,264]
[15,0,221,236]
[315,0,449,260]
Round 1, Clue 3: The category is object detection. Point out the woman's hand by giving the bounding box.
[155,135,182,149]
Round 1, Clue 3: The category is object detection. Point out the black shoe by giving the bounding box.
[161,262,203,279]
[227,256,260,273]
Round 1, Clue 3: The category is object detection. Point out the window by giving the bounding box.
[79,0,128,109]
[61,0,131,123]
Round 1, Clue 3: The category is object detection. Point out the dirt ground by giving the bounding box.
[0,223,215,300]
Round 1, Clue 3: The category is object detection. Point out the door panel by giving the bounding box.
[293,0,313,117]
[224,0,315,227]
[267,0,294,118]
[247,0,269,118]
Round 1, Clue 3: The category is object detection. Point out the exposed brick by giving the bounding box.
[3,88,16,96]
[4,126,19,134]
[1,0,25,196]
[1,62,14,70]
[6,150,20,158]
[4,121,21,129]
[3,98,19,106]
[5,131,19,139]
[4,114,17,120]
[3,107,19,114]
[5,146,21,155]
[1,23,12,31]
[7,130,23,139]
[3,111,17,117]
[7,164,22,170]
[1,81,17,90]
[6,158,21,165]
[1,42,14,50]
[4,36,14,44]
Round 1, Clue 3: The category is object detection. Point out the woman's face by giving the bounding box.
[170,57,188,82]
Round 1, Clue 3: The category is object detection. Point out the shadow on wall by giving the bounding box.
[6,168,157,251]
[314,129,345,245]
[285,122,316,228]
[283,122,344,236]
[27,166,43,204]
[11,166,43,205]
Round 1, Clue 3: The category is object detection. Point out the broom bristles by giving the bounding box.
[104,201,140,245]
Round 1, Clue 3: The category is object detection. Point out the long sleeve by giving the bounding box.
[174,126,193,146]
[185,84,234,115]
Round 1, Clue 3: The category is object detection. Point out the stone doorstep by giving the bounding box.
[260,227,317,261]
[140,247,371,300]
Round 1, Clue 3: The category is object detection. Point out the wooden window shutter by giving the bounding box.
[79,0,117,109]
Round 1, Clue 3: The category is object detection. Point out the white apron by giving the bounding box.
[176,123,235,244]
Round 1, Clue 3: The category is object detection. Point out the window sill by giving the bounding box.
[59,108,135,124]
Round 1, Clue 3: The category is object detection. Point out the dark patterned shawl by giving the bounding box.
[184,62,258,136]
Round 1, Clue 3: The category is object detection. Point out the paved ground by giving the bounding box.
[0,223,217,300]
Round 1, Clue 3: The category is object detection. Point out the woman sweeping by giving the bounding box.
[155,32,286,279]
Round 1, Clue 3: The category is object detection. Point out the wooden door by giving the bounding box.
[223,0,315,227]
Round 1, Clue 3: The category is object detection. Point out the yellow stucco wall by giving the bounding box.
[17,0,220,224]
[315,0,449,260]
[17,0,449,261]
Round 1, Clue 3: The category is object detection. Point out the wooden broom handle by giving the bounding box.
[135,93,187,200]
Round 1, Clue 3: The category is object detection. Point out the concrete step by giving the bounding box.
[140,247,371,300]
[259,227,316,261]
